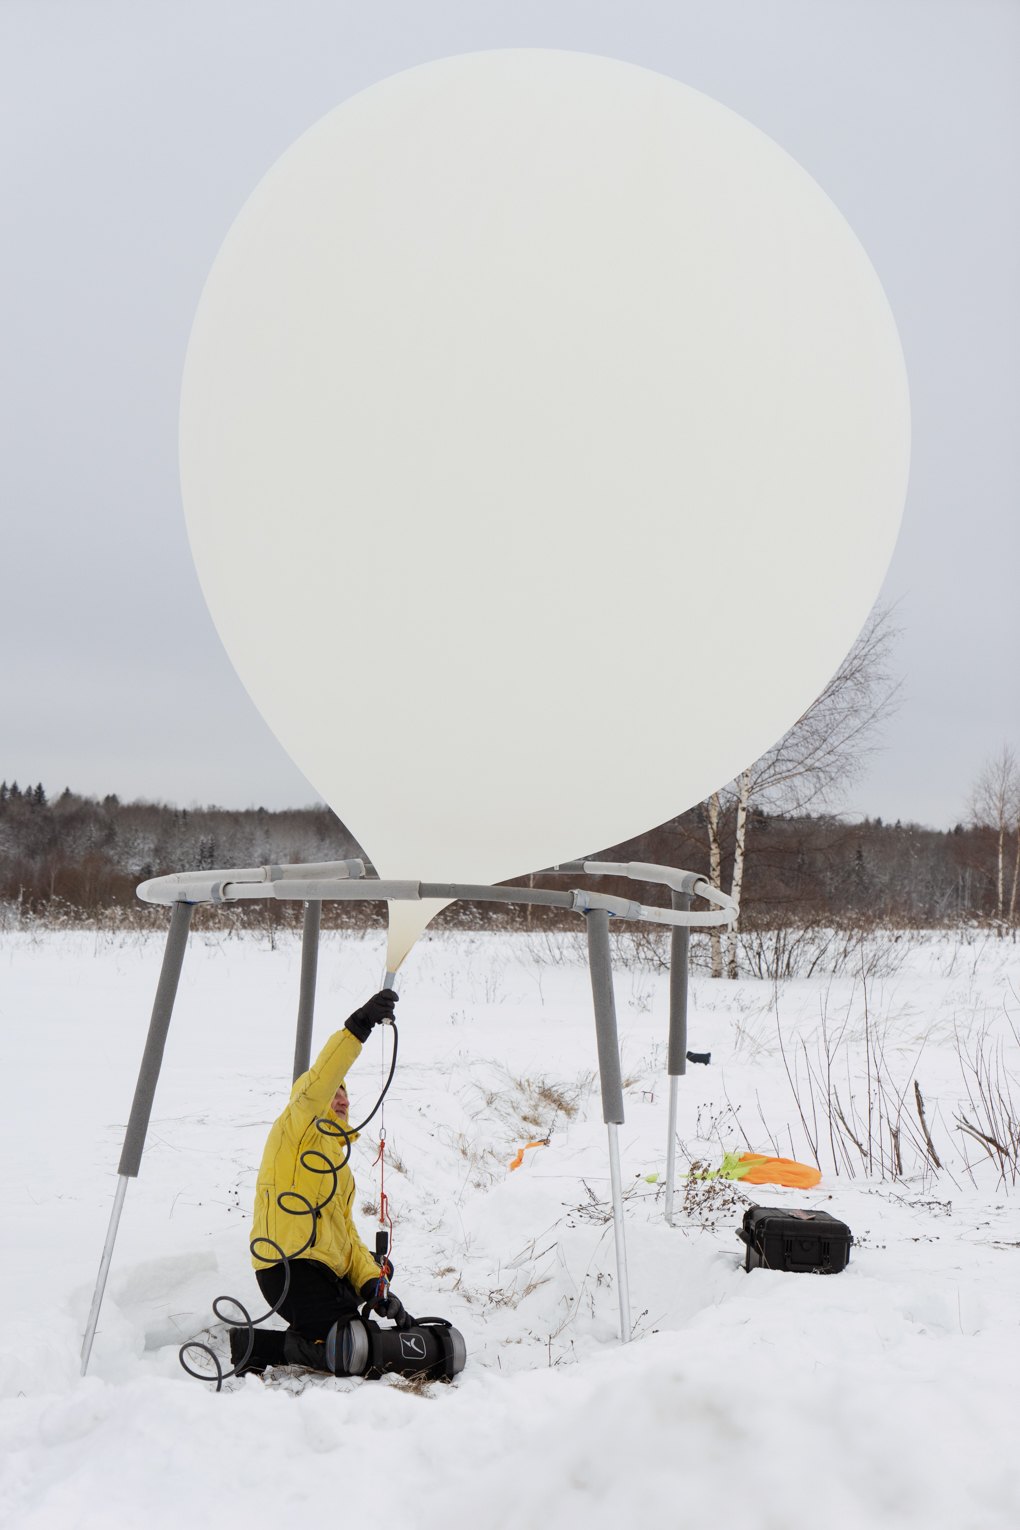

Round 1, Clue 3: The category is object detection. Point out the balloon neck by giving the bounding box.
[385,895,452,981]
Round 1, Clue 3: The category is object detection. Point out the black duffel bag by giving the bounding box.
[327,1312,466,1380]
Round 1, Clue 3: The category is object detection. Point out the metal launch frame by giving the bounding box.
[80,858,737,1375]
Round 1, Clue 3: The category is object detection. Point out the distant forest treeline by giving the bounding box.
[0,780,1010,930]
[0,782,360,920]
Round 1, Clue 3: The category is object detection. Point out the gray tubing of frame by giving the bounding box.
[292,900,321,1083]
[584,912,632,1342]
[665,891,692,1225]
[117,900,194,1178]
[136,867,737,928]
[667,891,691,1076]
[422,883,574,908]
[585,909,625,1125]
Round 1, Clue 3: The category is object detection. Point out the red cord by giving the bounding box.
[373,1131,394,1253]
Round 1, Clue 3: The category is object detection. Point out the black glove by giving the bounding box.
[345,989,398,1042]
[359,1278,406,1326]
[375,1292,407,1326]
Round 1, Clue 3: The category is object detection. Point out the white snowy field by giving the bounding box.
[1,922,1018,1529]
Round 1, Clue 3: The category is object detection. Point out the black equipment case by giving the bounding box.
[737,1205,852,1274]
[328,1313,466,1381]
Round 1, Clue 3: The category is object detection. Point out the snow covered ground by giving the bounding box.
[1,923,1018,1528]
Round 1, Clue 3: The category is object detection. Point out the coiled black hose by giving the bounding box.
[179,1022,399,1390]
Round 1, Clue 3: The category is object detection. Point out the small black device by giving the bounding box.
[737,1204,853,1274]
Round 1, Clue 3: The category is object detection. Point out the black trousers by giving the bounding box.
[234,1259,362,1373]
[257,1258,363,1340]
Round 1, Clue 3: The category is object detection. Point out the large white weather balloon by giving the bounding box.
[180,50,909,971]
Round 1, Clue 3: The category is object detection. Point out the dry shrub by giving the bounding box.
[680,1160,753,1229]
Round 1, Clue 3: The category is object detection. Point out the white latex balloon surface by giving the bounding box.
[180,50,910,970]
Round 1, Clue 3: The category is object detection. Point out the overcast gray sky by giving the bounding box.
[1,0,1017,831]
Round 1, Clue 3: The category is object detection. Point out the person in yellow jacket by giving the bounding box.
[230,989,405,1375]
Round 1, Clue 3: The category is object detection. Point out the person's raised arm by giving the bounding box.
[290,990,398,1120]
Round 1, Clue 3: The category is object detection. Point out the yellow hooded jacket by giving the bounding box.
[250,1026,381,1291]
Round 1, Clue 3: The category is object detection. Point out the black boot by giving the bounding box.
[229,1327,288,1376]
[281,1329,333,1372]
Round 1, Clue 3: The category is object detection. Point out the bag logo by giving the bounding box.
[400,1332,427,1360]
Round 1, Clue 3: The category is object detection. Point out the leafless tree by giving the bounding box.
[706,604,902,976]
[970,744,1019,925]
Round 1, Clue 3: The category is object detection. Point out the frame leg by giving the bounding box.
[664,1075,681,1226]
[586,910,632,1343]
[80,900,194,1375]
[292,899,321,1082]
[664,891,691,1225]
[606,1124,631,1342]
[79,1176,129,1375]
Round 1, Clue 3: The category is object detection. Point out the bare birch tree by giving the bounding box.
[724,766,752,976]
[970,744,1019,925]
[705,604,901,976]
[707,789,724,975]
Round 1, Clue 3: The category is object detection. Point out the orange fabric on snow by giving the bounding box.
[509,1139,549,1171]
[735,1153,821,1188]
